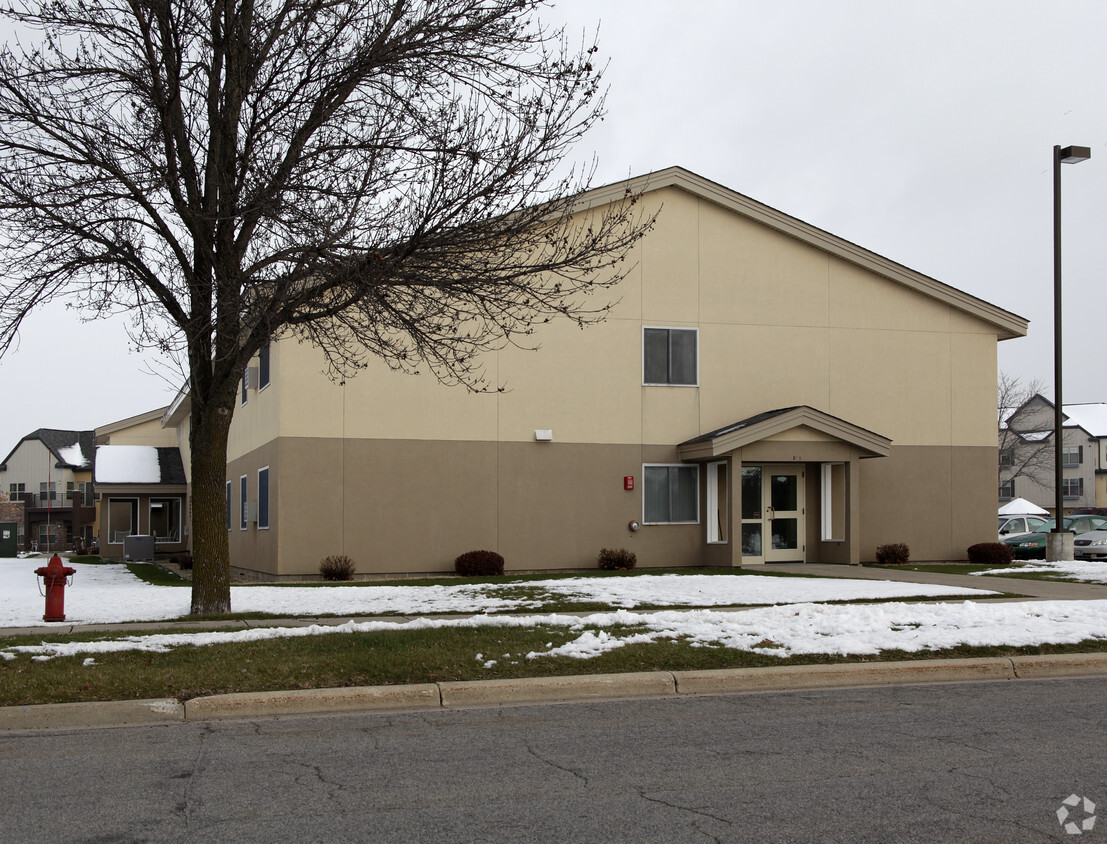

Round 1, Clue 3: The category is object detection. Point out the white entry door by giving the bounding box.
[740,465,805,563]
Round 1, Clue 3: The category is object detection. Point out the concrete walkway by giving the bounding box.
[757,563,1107,600]
[4,565,1107,731]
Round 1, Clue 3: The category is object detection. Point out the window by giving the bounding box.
[241,372,249,405]
[258,466,269,529]
[1062,477,1083,499]
[150,498,182,543]
[644,464,699,524]
[39,481,57,502]
[1063,445,1083,467]
[107,498,139,544]
[643,327,697,386]
[226,481,232,530]
[999,479,1015,499]
[66,481,94,502]
[38,523,63,551]
[240,475,248,530]
[8,482,26,502]
[258,343,271,390]
[999,449,1014,468]
[821,463,846,541]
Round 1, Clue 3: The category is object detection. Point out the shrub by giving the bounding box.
[454,549,505,577]
[169,554,193,570]
[874,543,910,565]
[597,547,637,570]
[967,542,1014,566]
[319,554,357,581]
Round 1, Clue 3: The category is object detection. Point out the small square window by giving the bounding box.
[644,327,697,386]
[644,464,699,524]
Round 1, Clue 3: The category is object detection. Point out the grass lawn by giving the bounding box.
[3,623,1107,708]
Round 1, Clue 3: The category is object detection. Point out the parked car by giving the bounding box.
[1073,526,1107,561]
[1003,515,1107,559]
[998,515,1048,540]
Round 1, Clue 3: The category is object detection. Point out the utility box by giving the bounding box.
[124,534,155,562]
[0,523,16,558]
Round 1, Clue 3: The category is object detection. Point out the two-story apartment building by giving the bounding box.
[0,429,97,551]
[199,167,1025,577]
[1001,396,1107,515]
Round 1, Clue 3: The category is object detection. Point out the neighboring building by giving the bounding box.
[999,395,1107,515]
[0,429,96,551]
[203,167,1026,577]
[92,408,189,558]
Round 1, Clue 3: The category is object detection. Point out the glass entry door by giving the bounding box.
[740,464,805,563]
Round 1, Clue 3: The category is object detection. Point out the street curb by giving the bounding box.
[183,684,441,721]
[0,698,183,730]
[439,671,675,708]
[4,654,1107,731]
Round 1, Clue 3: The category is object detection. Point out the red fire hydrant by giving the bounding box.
[34,554,77,622]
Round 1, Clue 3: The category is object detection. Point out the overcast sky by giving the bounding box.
[1,0,1106,452]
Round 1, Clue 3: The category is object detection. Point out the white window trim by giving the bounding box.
[820,463,846,542]
[226,480,232,531]
[149,497,183,544]
[107,496,139,545]
[642,325,699,387]
[642,463,700,525]
[258,343,271,393]
[258,465,270,530]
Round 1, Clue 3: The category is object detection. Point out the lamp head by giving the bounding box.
[1060,145,1092,164]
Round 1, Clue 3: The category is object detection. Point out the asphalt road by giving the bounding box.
[3,678,1104,842]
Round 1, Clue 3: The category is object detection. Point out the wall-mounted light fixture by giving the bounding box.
[534,429,553,442]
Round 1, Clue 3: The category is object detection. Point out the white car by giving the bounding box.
[998,515,1048,540]
[1073,527,1107,561]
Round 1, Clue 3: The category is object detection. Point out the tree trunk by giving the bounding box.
[189,407,233,615]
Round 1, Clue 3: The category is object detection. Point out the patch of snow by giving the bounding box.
[95,446,161,484]
[973,559,1107,585]
[57,444,89,468]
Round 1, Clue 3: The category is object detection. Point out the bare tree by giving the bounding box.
[998,372,1054,493]
[0,0,648,613]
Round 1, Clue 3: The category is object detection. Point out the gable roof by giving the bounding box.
[0,428,96,472]
[678,406,892,461]
[94,446,187,485]
[574,167,1028,341]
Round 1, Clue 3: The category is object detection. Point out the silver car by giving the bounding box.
[998,515,1048,540]
[1073,527,1107,561]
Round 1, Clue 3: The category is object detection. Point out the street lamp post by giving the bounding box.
[1047,144,1091,563]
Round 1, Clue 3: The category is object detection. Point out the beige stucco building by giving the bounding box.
[197,167,1026,577]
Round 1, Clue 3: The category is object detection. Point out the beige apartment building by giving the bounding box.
[200,167,1026,578]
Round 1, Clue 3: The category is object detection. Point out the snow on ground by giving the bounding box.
[4,600,1107,663]
[973,559,1107,585]
[0,560,994,628]
[5,559,1106,663]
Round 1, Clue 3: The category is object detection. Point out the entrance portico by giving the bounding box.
[678,407,891,567]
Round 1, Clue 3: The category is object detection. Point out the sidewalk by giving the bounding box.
[758,563,1107,600]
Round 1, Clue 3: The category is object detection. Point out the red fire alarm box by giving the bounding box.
[624,476,634,491]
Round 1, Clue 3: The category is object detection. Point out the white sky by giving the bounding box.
[2,0,1107,451]
[4,562,1107,662]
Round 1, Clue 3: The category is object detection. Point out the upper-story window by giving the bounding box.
[258,343,271,390]
[1062,445,1083,467]
[643,327,697,386]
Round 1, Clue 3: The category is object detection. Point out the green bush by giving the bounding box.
[597,547,637,570]
[967,542,1014,566]
[319,554,357,581]
[454,549,505,577]
[874,543,910,565]
[170,554,193,570]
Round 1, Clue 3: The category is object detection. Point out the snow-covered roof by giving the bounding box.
[0,428,95,471]
[94,446,186,485]
[1063,403,1107,438]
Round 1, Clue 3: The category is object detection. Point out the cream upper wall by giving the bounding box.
[227,184,1003,454]
[0,439,81,489]
[100,416,176,447]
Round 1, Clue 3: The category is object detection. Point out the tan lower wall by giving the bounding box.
[858,445,997,562]
[226,437,997,576]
